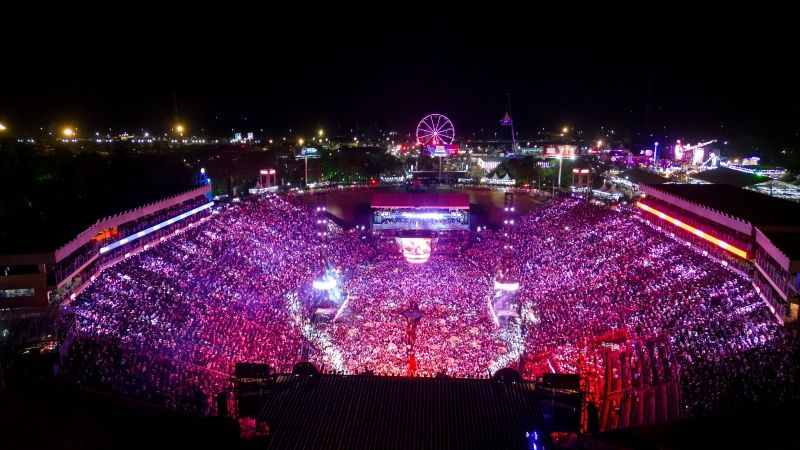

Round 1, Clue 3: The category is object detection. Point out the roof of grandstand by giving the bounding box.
[761,229,800,260]
[617,168,668,185]
[257,373,547,450]
[0,183,198,255]
[642,184,800,227]
[689,167,771,187]
[371,192,470,209]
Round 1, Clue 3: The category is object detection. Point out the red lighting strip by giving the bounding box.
[636,202,748,259]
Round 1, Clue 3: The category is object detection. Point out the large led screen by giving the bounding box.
[397,237,432,264]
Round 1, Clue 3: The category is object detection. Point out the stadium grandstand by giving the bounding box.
[639,183,800,323]
[2,184,799,448]
[0,185,212,308]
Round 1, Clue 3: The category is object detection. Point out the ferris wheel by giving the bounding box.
[416,113,455,146]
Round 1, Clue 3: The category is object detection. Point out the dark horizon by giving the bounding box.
[2,12,798,147]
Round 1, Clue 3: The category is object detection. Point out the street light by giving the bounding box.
[175,124,185,135]
[0,123,7,131]
[653,141,659,169]
[299,138,305,146]
[63,127,74,137]
[318,129,324,137]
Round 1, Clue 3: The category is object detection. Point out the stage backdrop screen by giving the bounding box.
[373,208,468,231]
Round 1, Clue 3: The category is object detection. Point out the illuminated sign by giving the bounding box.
[312,279,336,290]
[636,202,748,259]
[674,140,684,160]
[423,144,458,156]
[493,281,520,291]
[692,148,705,165]
[398,237,432,264]
[742,156,760,166]
[543,145,576,157]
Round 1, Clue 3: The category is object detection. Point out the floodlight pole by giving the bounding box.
[557,154,563,191]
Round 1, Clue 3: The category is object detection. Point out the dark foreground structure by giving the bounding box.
[255,369,551,450]
[0,379,239,450]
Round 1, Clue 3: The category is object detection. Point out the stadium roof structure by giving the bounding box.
[615,168,668,186]
[257,373,548,450]
[689,166,771,187]
[371,192,470,209]
[641,184,800,229]
[0,183,199,255]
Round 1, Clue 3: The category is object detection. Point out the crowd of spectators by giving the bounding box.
[65,192,799,420]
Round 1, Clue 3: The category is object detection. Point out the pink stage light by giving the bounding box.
[493,281,520,291]
[636,202,748,259]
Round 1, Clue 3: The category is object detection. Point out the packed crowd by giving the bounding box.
[65,191,799,421]
[467,197,800,416]
[312,256,504,377]
[66,195,374,413]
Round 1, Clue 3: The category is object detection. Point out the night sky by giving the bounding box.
[2,10,798,146]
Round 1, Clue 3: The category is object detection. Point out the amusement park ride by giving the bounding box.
[673,139,718,167]
[654,139,722,182]
[416,114,458,181]
[416,113,458,156]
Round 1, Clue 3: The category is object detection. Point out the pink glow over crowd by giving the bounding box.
[65,193,799,417]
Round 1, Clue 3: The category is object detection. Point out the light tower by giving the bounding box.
[499,93,517,153]
[653,141,659,170]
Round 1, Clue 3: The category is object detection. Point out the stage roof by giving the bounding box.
[371,192,470,209]
[258,374,547,450]
[642,184,800,227]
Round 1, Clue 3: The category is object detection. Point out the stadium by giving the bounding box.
[2,180,800,448]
